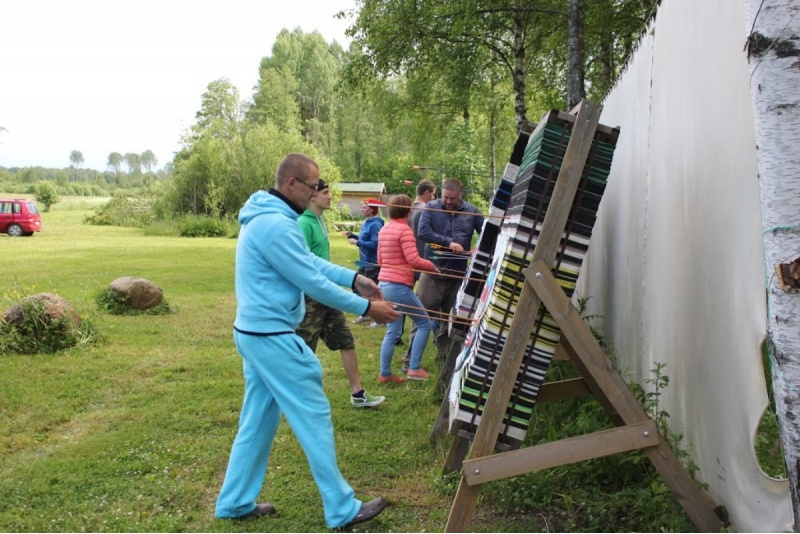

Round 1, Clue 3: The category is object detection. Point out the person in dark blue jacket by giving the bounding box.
[403,178,483,371]
[345,199,384,324]
[215,154,398,528]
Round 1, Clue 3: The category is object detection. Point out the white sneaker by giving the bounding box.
[368,322,384,328]
[353,316,371,325]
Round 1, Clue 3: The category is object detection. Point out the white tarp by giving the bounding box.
[576,0,792,531]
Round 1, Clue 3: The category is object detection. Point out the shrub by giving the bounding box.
[34,180,60,212]
[94,289,175,316]
[84,195,153,227]
[0,298,97,355]
[178,215,229,237]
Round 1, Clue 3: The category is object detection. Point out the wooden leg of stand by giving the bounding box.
[443,434,470,474]
[445,477,481,532]
[430,394,451,445]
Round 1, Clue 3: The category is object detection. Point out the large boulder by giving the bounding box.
[2,292,82,330]
[108,277,163,311]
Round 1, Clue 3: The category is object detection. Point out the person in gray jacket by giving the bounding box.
[403,177,483,370]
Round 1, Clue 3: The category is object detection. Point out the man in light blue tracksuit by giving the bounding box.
[215,153,399,528]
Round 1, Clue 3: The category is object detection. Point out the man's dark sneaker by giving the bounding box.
[344,497,387,527]
[236,503,276,519]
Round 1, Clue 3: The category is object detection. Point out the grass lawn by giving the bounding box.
[0,205,522,532]
[2,197,723,532]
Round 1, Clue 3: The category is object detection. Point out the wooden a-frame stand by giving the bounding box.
[442,100,725,532]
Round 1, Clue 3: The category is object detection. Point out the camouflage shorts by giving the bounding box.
[296,296,356,353]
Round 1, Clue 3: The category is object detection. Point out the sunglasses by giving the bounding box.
[294,176,320,191]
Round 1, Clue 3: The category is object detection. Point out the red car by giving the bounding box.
[0,199,43,236]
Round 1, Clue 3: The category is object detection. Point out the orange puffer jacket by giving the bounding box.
[378,218,437,287]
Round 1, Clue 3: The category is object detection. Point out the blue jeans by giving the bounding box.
[379,282,433,375]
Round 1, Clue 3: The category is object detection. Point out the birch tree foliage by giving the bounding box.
[745,0,800,527]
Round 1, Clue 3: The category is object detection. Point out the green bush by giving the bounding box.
[34,180,60,212]
[178,215,229,237]
[94,289,175,316]
[0,299,97,355]
[84,195,153,227]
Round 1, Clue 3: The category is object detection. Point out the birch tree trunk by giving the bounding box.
[744,0,800,527]
[513,0,527,129]
[567,0,586,109]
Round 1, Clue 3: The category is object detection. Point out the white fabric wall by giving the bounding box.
[576,0,792,531]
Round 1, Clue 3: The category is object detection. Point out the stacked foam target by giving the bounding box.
[448,109,619,450]
[450,124,534,341]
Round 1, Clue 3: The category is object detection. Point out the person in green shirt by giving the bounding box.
[296,179,386,408]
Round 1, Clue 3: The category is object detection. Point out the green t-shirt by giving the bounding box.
[297,209,330,260]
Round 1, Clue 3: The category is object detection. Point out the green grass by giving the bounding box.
[0,206,709,532]
[0,208,465,532]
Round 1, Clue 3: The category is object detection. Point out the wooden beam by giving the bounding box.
[462,420,659,485]
[525,260,724,532]
[443,434,471,474]
[445,100,602,533]
[537,378,592,403]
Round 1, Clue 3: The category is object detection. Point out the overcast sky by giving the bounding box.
[0,0,356,172]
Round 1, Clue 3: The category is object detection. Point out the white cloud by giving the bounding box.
[0,0,356,171]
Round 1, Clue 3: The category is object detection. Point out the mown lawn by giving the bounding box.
[0,206,520,533]
[1,201,705,533]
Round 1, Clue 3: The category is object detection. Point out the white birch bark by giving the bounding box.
[744,0,800,527]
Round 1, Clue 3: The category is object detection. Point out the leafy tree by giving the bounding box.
[247,64,302,134]
[34,180,60,211]
[251,29,342,146]
[141,150,158,173]
[190,78,243,142]
[107,152,123,176]
[123,153,141,175]
[69,150,84,168]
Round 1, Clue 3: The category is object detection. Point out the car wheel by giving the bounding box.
[7,224,23,237]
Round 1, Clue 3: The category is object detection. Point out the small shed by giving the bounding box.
[338,182,388,216]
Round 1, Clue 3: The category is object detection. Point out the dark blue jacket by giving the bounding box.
[356,215,383,266]
[417,199,483,276]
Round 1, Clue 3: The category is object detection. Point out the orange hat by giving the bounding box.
[363,198,387,207]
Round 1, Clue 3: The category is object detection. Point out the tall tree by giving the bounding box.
[123,153,141,175]
[140,150,158,173]
[745,1,800,525]
[107,152,123,177]
[247,64,302,134]
[191,78,243,141]
[566,0,587,109]
[69,150,84,168]
[251,29,342,149]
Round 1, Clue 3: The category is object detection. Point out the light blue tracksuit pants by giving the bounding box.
[215,331,361,528]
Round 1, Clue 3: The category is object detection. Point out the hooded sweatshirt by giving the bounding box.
[234,189,369,334]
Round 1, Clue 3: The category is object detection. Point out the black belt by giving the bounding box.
[234,326,294,337]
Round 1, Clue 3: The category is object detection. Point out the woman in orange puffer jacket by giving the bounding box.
[376,194,439,383]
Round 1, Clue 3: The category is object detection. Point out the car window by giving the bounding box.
[25,202,39,214]
[0,202,11,214]
[13,202,21,214]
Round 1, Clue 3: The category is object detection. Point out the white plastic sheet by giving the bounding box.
[577,0,792,530]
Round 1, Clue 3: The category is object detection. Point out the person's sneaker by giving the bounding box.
[368,321,384,328]
[353,316,371,325]
[378,374,405,384]
[343,497,387,527]
[351,390,386,408]
[406,368,430,381]
[236,502,276,519]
